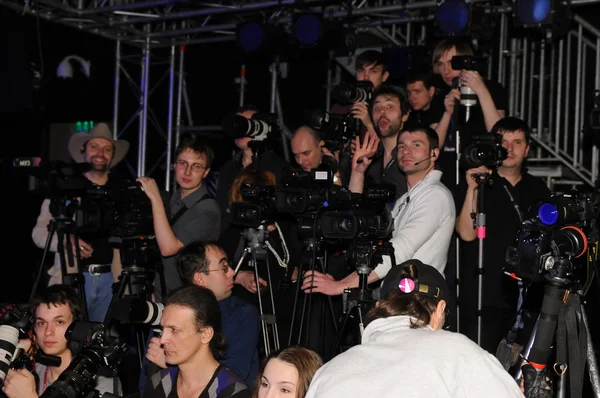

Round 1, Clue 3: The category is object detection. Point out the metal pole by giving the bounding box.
[498,13,506,84]
[239,64,246,107]
[165,44,176,190]
[113,39,121,139]
[527,42,536,128]
[565,35,572,153]
[549,42,556,135]
[269,57,278,114]
[138,31,151,177]
[520,38,528,119]
[173,45,185,191]
[537,40,545,149]
[574,25,583,165]
[182,78,194,126]
[325,51,333,111]
[555,39,564,152]
[593,38,600,183]
[580,44,588,167]
[508,38,518,116]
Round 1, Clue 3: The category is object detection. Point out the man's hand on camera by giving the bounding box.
[351,102,375,132]
[466,166,492,190]
[352,131,380,173]
[301,271,342,296]
[444,89,460,115]
[459,70,486,95]
[146,336,167,369]
[1,368,38,398]
[70,236,93,259]
[235,270,267,294]
[137,177,162,202]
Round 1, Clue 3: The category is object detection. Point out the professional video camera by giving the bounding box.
[305,109,362,151]
[229,184,277,228]
[461,133,508,168]
[505,190,597,284]
[40,321,127,398]
[305,80,375,151]
[275,168,337,214]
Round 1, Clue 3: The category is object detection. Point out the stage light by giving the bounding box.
[56,55,91,79]
[237,21,266,53]
[292,13,324,47]
[435,0,471,36]
[513,0,553,26]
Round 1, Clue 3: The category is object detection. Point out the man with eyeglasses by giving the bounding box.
[138,132,221,303]
[140,241,260,392]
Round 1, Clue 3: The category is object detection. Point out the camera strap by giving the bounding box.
[169,194,212,226]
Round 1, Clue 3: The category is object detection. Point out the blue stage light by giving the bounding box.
[435,0,471,36]
[537,202,560,226]
[515,0,552,25]
[293,13,323,47]
[237,22,265,53]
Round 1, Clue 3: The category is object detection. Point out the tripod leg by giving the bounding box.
[30,221,57,302]
[263,255,280,352]
[288,262,303,347]
[581,304,600,396]
[251,252,270,356]
[329,301,353,360]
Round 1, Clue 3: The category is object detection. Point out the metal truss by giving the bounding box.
[2,0,600,189]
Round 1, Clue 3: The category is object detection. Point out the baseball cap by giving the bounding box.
[380,259,449,303]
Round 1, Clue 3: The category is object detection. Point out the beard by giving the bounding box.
[375,117,401,138]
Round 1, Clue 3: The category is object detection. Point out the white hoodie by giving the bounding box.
[306,316,524,398]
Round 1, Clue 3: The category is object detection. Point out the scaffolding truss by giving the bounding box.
[2,0,600,189]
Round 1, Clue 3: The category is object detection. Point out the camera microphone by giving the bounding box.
[413,155,435,166]
[111,296,163,326]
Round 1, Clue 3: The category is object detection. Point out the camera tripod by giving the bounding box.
[288,237,338,357]
[329,240,395,360]
[102,235,160,369]
[31,197,89,319]
[505,264,600,397]
[471,172,494,346]
[234,226,281,357]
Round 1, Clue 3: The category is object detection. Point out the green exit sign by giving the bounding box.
[75,120,95,133]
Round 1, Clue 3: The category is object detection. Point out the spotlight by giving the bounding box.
[236,21,266,53]
[435,0,471,36]
[292,13,324,48]
[513,0,552,26]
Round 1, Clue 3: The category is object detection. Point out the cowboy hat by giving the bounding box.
[68,123,130,168]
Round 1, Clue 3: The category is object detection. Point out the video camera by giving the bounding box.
[505,190,597,285]
[229,184,278,229]
[305,80,375,151]
[461,133,508,168]
[40,321,127,398]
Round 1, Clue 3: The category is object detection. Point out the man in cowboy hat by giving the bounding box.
[32,122,130,322]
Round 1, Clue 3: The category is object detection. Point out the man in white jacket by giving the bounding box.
[305,259,524,398]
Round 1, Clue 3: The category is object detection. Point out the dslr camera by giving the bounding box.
[450,55,488,72]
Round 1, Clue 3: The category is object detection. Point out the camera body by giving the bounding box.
[461,133,508,168]
[505,191,596,284]
[229,184,277,229]
[450,55,488,72]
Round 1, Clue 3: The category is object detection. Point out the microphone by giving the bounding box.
[111,296,164,326]
[460,85,477,123]
[413,155,435,166]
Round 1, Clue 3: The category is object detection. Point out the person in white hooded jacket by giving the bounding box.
[305,259,524,398]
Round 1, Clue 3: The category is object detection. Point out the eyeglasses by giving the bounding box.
[205,262,231,273]
[175,159,207,172]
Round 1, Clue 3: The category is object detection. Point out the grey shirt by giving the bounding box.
[154,184,221,302]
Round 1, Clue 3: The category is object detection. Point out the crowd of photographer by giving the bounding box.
[4,35,596,398]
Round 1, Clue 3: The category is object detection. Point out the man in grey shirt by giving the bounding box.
[138,133,221,302]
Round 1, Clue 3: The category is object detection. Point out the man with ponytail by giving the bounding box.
[305,260,524,398]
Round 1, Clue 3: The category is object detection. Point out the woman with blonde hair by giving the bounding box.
[253,346,322,398]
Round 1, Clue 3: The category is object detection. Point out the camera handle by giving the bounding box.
[473,173,493,346]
